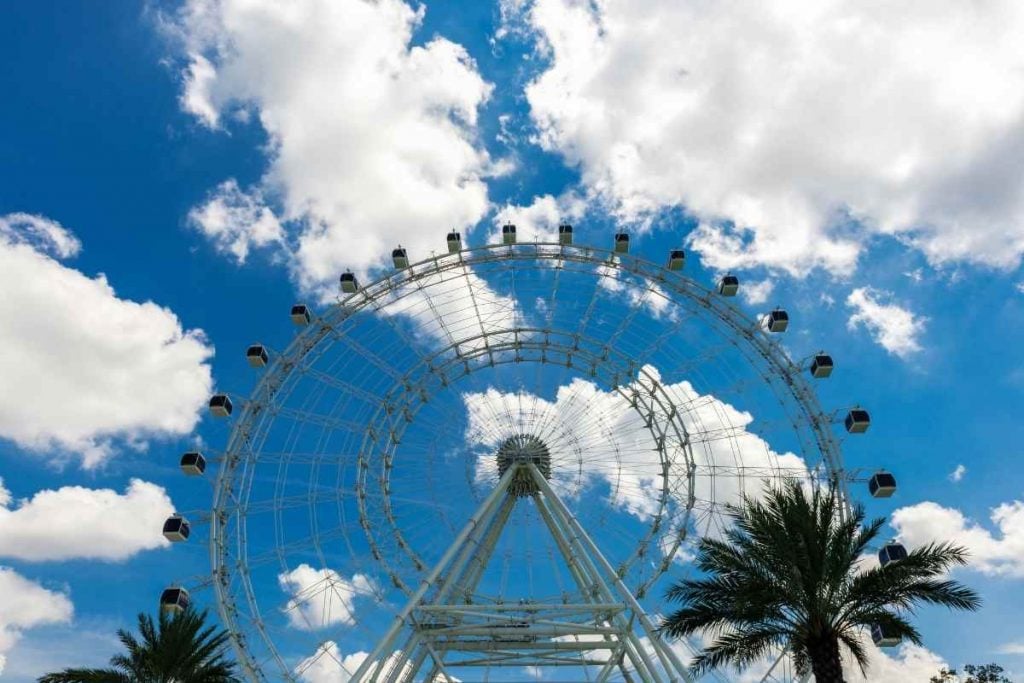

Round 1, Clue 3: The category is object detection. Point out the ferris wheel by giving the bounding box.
[161,230,893,682]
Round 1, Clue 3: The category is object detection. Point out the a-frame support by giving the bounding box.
[351,463,693,682]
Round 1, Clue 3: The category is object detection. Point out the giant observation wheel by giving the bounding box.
[166,232,886,682]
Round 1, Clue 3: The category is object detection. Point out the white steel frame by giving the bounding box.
[352,461,692,682]
[205,242,853,683]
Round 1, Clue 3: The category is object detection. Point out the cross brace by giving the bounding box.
[351,463,693,682]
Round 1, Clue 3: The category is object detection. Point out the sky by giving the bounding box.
[1,0,1024,681]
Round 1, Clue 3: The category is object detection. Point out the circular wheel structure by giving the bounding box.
[203,241,854,682]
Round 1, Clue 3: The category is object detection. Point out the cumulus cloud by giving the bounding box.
[739,279,775,307]
[846,641,950,683]
[0,478,174,562]
[521,0,1024,275]
[997,641,1024,655]
[278,564,378,630]
[0,567,73,676]
[171,0,496,293]
[188,179,284,264]
[0,213,81,259]
[948,464,966,483]
[891,500,1024,578]
[464,366,808,537]
[846,287,926,358]
[0,214,214,466]
[491,193,586,243]
[294,642,423,683]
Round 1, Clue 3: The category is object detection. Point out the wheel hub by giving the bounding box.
[496,434,552,497]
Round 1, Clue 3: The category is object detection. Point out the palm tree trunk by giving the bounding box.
[808,635,845,683]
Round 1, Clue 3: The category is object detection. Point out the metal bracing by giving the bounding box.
[353,461,694,683]
[199,242,865,683]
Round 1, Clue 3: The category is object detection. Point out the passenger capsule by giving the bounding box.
[878,543,908,567]
[290,304,311,326]
[869,471,897,498]
[162,515,191,542]
[810,354,834,378]
[558,224,573,245]
[614,232,630,254]
[502,224,517,245]
[447,231,462,253]
[392,247,409,269]
[871,623,901,647]
[160,587,190,616]
[718,274,739,296]
[180,451,206,476]
[845,408,870,434]
[246,344,268,368]
[767,308,789,333]
[340,271,359,294]
[209,394,232,418]
[667,249,685,271]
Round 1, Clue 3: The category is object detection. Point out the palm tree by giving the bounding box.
[38,608,240,683]
[661,481,980,682]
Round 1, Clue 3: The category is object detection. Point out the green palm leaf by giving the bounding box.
[662,481,980,682]
[38,608,241,683]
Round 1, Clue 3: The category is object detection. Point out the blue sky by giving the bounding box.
[1,1,1024,681]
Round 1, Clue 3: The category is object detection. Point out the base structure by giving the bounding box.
[352,462,694,682]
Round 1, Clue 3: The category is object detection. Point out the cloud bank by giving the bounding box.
[0,213,213,466]
[173,0,496,293]
[520,0,1024,275]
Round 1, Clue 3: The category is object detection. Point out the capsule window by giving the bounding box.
[718,275,739,296]
[502,224,517,245]
[869,472,897,498]
[871,623,901,647]
[845,409,870,433]
[180,451,206,476]
[614,232,630,253]
[767,309,789,333]
[246,344,268,368]
[290,304,311,326]
[162,515,191,542]
[558,224,573,245]
[878,543,908,567]
[810,354,833,378]
[209,394,233,417]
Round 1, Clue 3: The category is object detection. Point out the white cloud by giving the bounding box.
[180,52,219,127]
[846,287,926,358]
[278,564,378,630]
[523,664,544,679]
[0,214,214,466]
[0,478,173,562]
[171,0,496,293]
[0,620,119,681]
[188,179,284,264]
[595,259,674,319]
[523,0,1024,275]
[376,265,523,351]
[846,641,950,683]
[0,213,81,259]
[891,500,1024,578]
[948,464,966,483]
[491,193,586,244]
[294,642,419,683]
[463,366,808,539]
[0,567,74,676]
[739,279,775,306]
[997,641,1024,655]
